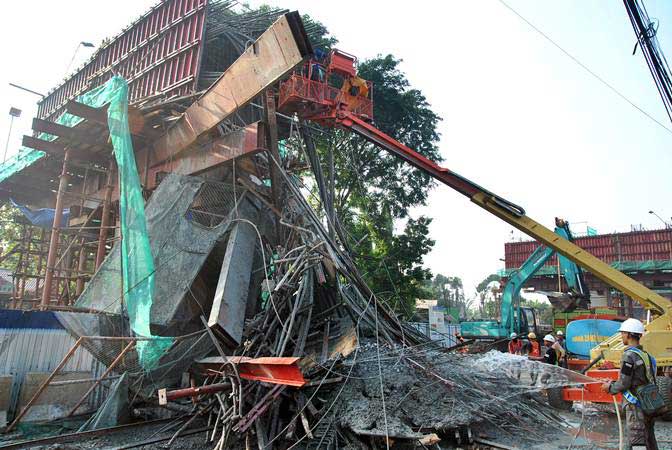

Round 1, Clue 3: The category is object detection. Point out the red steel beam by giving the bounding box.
[144,123,260,188]
[38,0,207,120]
[197,356,306,387]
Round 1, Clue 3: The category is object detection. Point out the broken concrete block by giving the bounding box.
[79,372,129,431]
[208,220,257,346]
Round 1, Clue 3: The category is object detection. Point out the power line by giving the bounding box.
[497,0,672,136]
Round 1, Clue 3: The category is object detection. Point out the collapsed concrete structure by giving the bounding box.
[0,1,631,449]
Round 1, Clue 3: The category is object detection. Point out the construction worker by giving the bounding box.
[525,332,541,357]
[528,334,558,365]
[454,332,468,353]
[556,330,567,350]
[601,318,659,450]
[555,330,568,368]
[508,332,523,355]
[523,332,541,385]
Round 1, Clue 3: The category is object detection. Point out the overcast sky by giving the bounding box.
[1,1,670,297]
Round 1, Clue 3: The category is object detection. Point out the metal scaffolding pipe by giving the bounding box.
[95,162,115,269]
[40,149,71,307]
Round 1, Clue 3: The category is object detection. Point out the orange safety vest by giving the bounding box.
[528,340,540,357]
[508,340,522,354]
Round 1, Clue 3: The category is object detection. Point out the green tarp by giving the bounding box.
[0,87,100,183]
[97,76,173,369]
[26,76,171,370]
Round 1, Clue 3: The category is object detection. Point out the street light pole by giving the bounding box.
[3,107,22,162]
[649,210,670,229]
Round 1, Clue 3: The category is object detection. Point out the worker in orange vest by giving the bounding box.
[525,332,541,357]
[508,332,523,355]
[454,332,468,353]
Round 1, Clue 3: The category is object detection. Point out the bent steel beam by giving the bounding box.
[150,12,311,168]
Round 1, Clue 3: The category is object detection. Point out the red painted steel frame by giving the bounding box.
[199,356,306,387]
[562,369,622,403]
[38,0,208,120]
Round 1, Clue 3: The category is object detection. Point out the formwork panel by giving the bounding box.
[37,0,208,120]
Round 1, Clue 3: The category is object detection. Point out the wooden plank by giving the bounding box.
[22,135,65,155]
[150,12,310,167]
[32,118,76,140]
[65,101,108,125]
[22,135,109,165]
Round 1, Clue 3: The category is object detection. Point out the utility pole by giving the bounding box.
[3,107,21,162]
[649,210,670,229]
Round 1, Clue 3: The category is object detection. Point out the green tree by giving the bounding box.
[321,55,442,316]
[475,274,501,318]
[520,297,553,325]
[0,205,25,269]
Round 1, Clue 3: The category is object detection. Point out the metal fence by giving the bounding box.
[407,322,460,348]
[0,310,106,422]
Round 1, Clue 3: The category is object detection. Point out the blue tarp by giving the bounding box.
[10,198,69,228]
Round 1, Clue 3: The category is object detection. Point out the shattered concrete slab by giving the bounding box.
[74,174,265,335]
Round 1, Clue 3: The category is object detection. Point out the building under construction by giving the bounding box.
[0,1,671,449]
[502,227,672,319]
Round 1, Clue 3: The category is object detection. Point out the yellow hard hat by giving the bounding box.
[528,332,536,339]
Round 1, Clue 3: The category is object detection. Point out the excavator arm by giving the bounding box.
[337,112,672,365]
[278,48,671,366]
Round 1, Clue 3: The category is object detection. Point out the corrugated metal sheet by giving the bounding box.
[38,0,208,120]
[504,228,672,269]
[0,327,106,417]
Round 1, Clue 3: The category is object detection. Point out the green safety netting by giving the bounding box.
[1,76,170,369]
[95,76,173,369]
[0,86,102,183]
[0,148,45,184]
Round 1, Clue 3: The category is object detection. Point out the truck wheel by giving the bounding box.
[657,376,672,421]
[548,387,573,411]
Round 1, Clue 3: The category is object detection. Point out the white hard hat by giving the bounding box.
[618,318,645,334]
[556,330,564,336]
[510,332,518,339]
[543,334,556,343]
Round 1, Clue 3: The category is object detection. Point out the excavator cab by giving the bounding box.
[277,49,373,126]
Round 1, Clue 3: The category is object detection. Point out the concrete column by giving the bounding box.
[208,220,257,346]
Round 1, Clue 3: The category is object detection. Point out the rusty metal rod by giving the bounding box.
[67,339,135,417]
[40,149,71,307]
[159,382,232,404]
[95,161,115,269]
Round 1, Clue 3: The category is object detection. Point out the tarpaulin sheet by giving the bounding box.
[58,76,170,370]
[10,198,69,228]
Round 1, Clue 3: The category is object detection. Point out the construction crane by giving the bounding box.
[460,217,589,342]
[277,49,672,371]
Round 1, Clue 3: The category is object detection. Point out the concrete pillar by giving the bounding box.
[207,220,257,346]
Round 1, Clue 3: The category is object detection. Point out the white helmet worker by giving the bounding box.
[618,318,645,335]
[510,332,518,339]
[543,334,555,343]
[556,330,564,336]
